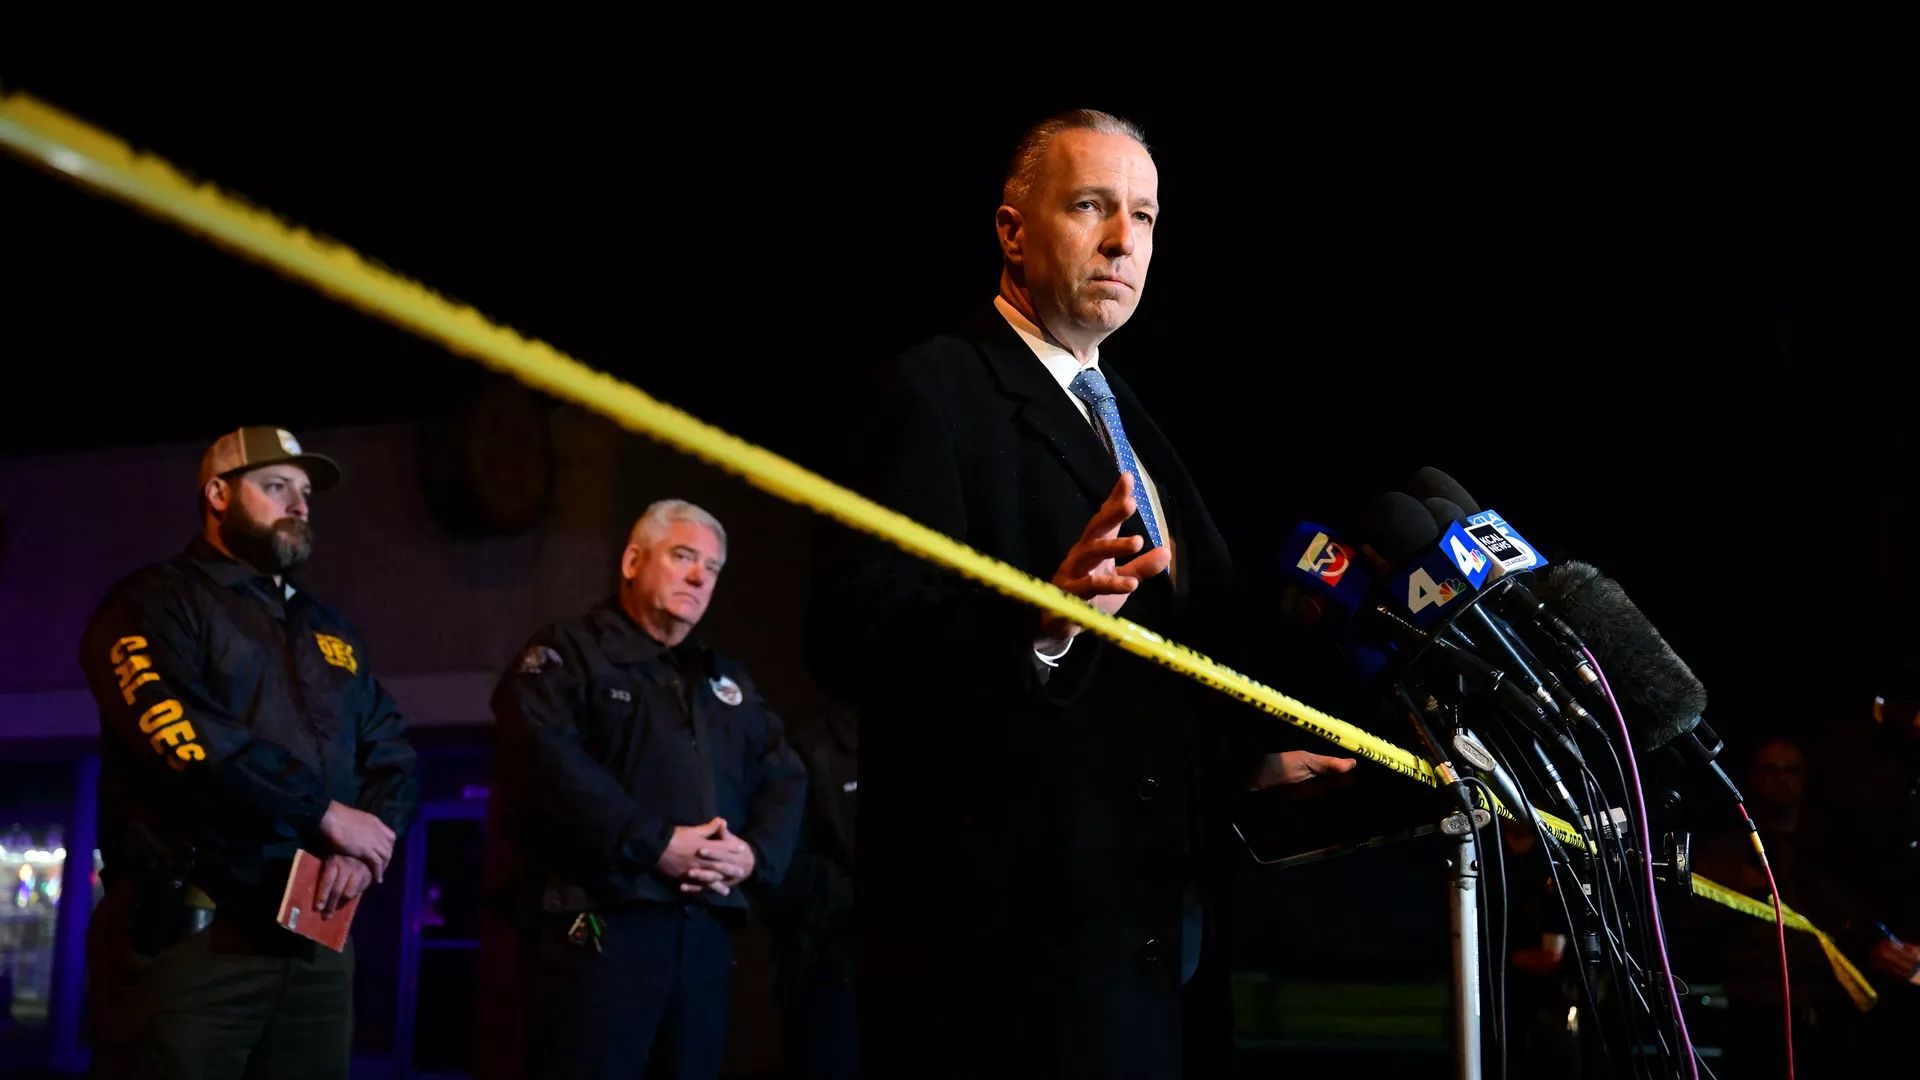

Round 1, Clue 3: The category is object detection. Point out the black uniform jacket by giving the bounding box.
[78,537,419,913]
[759,705,858,991]
[489,598,807,917]
[807,304,1284,1078]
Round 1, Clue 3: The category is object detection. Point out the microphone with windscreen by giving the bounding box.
[1534,560,1745,805]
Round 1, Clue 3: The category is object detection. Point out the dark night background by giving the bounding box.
[2,76,1917,1076]
[5,78,1914,762]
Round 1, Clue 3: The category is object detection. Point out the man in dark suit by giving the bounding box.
[807,109,1354,1078]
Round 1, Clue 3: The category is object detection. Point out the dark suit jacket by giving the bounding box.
[807,303,1271,1078]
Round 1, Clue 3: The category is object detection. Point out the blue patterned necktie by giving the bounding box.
[1068,368,1164,550]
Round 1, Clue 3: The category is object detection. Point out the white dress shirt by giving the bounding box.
[993,296,1172,666]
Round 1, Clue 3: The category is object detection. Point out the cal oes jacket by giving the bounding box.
[78,537,419,911]
[489,598,807,916]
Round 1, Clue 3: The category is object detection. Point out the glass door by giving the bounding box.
[393,799,487,1079]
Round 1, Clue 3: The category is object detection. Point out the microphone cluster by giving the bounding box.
[1277,466,1757,1080]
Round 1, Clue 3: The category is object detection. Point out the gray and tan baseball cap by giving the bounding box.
[198,426,342,491]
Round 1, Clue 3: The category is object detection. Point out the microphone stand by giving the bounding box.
[1229,785,1494,1080]
[1394,684,1495,1080]
[1443,802,1492,1080]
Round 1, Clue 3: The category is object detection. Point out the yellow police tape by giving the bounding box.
[1690,874,1879,1011]
[0,88,1875,1010]
[0,90,1448,807]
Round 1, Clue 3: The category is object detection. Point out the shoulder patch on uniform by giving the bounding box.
[315,633,358,674]
[519,645,563,674]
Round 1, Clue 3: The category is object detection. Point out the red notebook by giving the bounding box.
[276,849,359,952]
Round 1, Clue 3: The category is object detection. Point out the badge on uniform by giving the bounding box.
[518,645,562,675]
[709,675,743,707]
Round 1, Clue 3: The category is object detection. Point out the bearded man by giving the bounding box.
[78,425,418,1080]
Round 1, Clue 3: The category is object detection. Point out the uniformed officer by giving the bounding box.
[78,425,419,1080]
[490,498,807,1080]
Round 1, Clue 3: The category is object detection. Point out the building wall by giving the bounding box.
[0,401,831,735]
[0,401,832,1076]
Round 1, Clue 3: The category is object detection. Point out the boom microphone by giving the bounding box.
[1534,560,1745,804]
[1535,562,1705,751]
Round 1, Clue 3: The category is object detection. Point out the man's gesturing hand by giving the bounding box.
[1251,751,1359,790]
[1037,473,1171,654]
[320,801,395,882]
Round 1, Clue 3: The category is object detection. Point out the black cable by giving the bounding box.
[1579,771,1633,978]
[1590,768,1683,1080]
[1534,806,1623,1078]
[1490,726,1691,1078]
[1582,767,1661,1078]
[1596,738,1664,1015]
[1463,688,1684,1078]
[1477,725,1618,1077]
[1584,763,1702,1080]
[1481,719,1644,1074]
[1574,749,1681,1076]
[1489,721,1668,1077]
[1464,777,1509,1080]
[1586,739,1692,1079]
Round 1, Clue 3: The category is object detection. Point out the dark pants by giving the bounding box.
[776,943,858,1080]
[523,903,734,1080]
[87,916,353,1080]
[783,980,859,1080]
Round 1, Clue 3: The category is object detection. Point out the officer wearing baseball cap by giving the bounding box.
[196,425,344,493]
[79,425,418,1080]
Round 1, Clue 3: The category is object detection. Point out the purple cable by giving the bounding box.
[1583,646,1699,1080]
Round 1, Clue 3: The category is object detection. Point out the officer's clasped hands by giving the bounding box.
[657,817,755,897]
